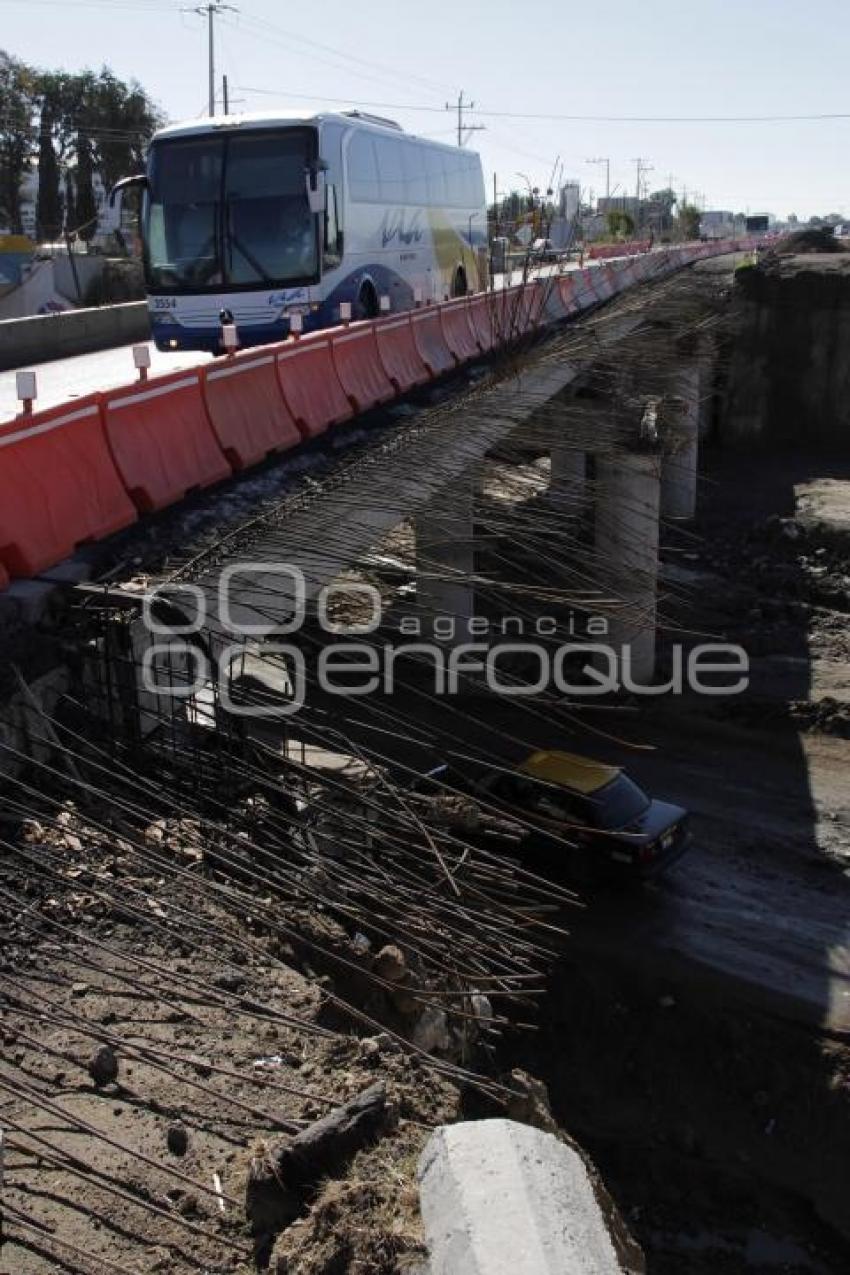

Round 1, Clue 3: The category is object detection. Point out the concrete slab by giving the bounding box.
[418,1119,636,1275]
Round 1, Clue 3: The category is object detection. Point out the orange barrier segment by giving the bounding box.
[0,395,136,577]
[331,322,396,413]
[0,561,8,591]
[467,294,495,353]
[540,277,569,324]
[202,349,303,469]
[571,270,598,310]
[103,370,230,513]
[439,298,480,364]
[491,286,527,343]
[557,275,579,315]
[374,314,431,392]
[410,307,455,377]
[276,333,353,439]
[516,283,539,334]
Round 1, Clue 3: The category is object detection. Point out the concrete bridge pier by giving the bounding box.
[697,336,716,439]
[660,363,700,520]
[549,441,587,515]
[594,450,661,685]
[415,476,475,643]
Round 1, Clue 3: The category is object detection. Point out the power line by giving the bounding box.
[232,88,850,125]
[446,90,485,148]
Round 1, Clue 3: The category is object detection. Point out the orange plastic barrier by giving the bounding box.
[540,278,569,324]
[0,561,8,591]
[276,334,353,438]
[202,349,303,469]
[374,314,431,392]
[516,283,545,334]
[103,370,230,513]
[589,241,650,260]
[0,395,136,577]
[557,275,579,315]
[571,270,598,309]
[467,294,495,353]
[410,307,455,377]
[439,298,479,364]
[330,322,396,413]
[492,286,527,343]
[599,266,619,300]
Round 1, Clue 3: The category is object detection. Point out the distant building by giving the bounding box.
[700,210,735,240]
[559,181,580,222]
[597,196,641,218]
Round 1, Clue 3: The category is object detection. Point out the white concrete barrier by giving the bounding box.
[0,301,150,371]
[418,1120,637,1275]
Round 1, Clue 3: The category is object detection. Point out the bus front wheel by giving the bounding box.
[358,282,379,319]
[451,267,468,298]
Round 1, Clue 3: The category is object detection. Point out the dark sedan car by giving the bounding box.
[463,749,691,883]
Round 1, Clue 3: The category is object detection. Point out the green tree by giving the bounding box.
[34,71,66,240]
[677,203,701,240]
[649,187,678,211]
[605,209,635,240]
[0,51,36,234]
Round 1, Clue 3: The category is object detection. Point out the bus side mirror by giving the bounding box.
[305,162,327,215]
[109,174,148,209]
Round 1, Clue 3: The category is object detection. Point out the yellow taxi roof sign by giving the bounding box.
[517,750,621,795]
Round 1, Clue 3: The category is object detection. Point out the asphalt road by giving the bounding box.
[0,340,212,421]
[298,687,850,1035]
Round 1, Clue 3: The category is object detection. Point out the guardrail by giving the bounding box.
[0,301,150,372]
[0,240,753,592]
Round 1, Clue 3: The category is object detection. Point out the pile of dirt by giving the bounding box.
[774,228,847,255]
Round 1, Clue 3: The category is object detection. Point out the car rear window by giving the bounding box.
[589,775,651,829]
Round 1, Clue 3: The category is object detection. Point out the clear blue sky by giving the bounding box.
[2,0,849,218]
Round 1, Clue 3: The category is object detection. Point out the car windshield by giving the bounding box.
[144,128,318,291]
[589,774,651,829]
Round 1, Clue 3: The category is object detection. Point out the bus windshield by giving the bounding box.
[145,128,318,291]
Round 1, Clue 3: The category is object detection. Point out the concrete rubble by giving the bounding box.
[418,1119,644,1275]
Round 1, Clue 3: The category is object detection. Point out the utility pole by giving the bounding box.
[586,157,610,204]
[222,73,229,115]
[632,157,653,204]
[446,90,485,148]
[184,1,237,116]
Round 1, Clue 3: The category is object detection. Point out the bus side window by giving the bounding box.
[425,148,447,206]
[375,137,406,205]
[347,131,380,203]
[324,184,342,268]
[404,142,427,207]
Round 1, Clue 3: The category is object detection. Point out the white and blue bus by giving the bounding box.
[112,110,488,352]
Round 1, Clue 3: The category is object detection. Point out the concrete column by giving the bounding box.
[549,442,587,515]
[595,450,661,685]
[415,476,474,642]
[696,336,716,439]
[660,363,700,520]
